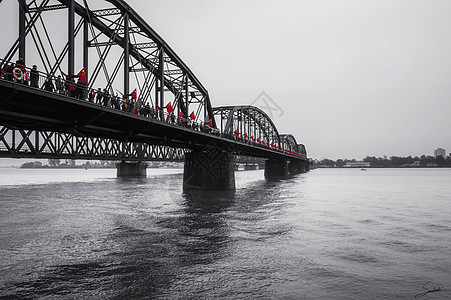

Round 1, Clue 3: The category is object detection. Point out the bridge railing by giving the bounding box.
[0,59,305,159]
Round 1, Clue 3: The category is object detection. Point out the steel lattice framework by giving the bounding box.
[213,106,300,151]
[0,126,185,161]
[0,0,308,162]
[1,0,215,126]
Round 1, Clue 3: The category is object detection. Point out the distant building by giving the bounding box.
[344,161,370,168]
[434,148,446,158]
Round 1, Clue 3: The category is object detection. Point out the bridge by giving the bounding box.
[0,0,309,189]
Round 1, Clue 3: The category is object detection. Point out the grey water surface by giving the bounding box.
[0,168,450,299]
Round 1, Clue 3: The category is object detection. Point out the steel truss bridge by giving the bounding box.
[0,0,308,187]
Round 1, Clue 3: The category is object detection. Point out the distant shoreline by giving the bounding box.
[313,166,451,169]
[11,166,183,169]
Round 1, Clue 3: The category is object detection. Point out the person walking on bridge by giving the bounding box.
[96,88,103,104]
[15,57,25,71]
[103,88,110,106]
[60,69,80,97]
[55,75,63,94]
[30,65,39,88]
[4,63,13,81]
[13,57,26,84]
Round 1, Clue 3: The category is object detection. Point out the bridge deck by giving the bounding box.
[0,79,307,161]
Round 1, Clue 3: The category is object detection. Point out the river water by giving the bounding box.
[0,168,450,299]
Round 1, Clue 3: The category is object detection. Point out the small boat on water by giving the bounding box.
[361,168,367,171]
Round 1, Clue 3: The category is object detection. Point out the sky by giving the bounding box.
[1,0,451,161]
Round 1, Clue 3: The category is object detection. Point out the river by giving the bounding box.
[0,168,450,299]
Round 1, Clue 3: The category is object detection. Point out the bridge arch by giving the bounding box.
[212,105,282,147]
[0,0,310,187]
[280,134,298,152]
[298,144,307,157]
[1,0,216,127]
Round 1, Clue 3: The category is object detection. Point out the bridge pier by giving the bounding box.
[291,159,310,174]
[264,159,309,179]
[265,159,289,179]
[183,149,235,190]
[116,161,148,177]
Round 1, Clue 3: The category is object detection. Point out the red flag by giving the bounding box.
[251,135,254,141]
[234,129,240,136]
[208,119,213,127]
[130,88,137,100]
[190,111,195,120]
[165,102,173,114]
[116,89,125,98]
[243,132,248,138]
[77,68,87,84]
[257,138,260,143]
[270,143,273,147]
[180,112,184,118]
[60,68,69,79]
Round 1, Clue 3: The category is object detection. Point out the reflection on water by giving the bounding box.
[1,169,451,299]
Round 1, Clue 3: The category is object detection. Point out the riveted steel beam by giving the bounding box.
[28,4,67,13]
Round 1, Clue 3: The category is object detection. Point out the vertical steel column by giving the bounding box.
[18,0,26,61]
[240,109,243,137]
[123,12,129,96]
[159,48,164,120]
[83,18,89,82]
[254,115,257,142]
[155,63,159,111]
[35,131,39,153]
[247,111,250,140]
[11,130,16,152]
[68,0,75,77]
[204,96,207,124]
[176,94,180,121]
[185,74,189,115]
[221,110,223,134]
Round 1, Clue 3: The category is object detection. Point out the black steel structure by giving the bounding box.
[0,0,309,188]
[0,125,185,161]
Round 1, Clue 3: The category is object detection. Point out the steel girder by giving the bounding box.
[0,1,309,162]
[61,0,215,125]
[0,126,185,161]
[280,134,298,153]
[297,144,307,157]
[2,0,216,127]
[213,105,282,147]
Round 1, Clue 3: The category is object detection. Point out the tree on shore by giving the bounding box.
[20,161,43,168]
[314,154,451,168]
[48,159,60,167]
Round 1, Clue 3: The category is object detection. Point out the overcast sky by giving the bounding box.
[1,0,451,160]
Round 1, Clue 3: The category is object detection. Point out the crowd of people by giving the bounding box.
[1,58,296,154]
[1,58,151,115]
[0,58,223,133]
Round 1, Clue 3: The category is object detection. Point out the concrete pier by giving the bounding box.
[264,158,309,179]
[264,159,289,179]
[116,161,148,177]
[183,149,235,190]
